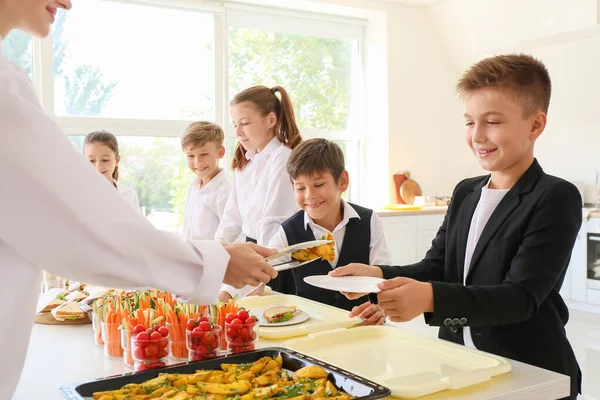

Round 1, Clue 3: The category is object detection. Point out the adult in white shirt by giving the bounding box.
[0,2,276,398]
[215,85,302,301]
[181,121,231,241]
[83,130,142,213]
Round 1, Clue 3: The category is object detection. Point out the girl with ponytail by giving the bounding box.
[83,130,141,213]
[216,85,303,301]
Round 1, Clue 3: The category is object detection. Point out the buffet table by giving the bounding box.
[13,323,570,400]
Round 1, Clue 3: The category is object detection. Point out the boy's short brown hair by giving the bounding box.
[287,138,345,182]
[181,121,224,150]
[456,53,551,118]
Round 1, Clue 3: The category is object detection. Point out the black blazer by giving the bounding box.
[380,160,582,399]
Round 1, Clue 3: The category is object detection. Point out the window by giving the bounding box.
[227,7,365,201]
[228,28,360,132]
[52,2,215,120]
[70,136,193,231]
[25,1,366,228]
[2,30,34,80]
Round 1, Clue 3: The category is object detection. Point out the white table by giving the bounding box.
[13,323,570,400]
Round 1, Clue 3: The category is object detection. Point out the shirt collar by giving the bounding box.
[303,200,360,232]
[195,168,226,190]
[245,136,282,161]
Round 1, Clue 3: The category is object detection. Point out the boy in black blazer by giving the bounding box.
[332,54,582,399]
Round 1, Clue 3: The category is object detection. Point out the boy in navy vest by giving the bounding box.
[268,138,393,325]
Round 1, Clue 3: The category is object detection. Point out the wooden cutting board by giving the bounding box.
[400,179,423,205]
[34,312,91,325]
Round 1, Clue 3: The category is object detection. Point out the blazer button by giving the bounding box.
[443,318,452,326]
[452,318,460,326]
[450,327,458,333]
[459,317,467,325]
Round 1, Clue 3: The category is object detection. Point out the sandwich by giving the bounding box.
[292,232,335,263]
[53,301,85,321]
[36,288,68,313]
[66,291,87,302]
[263,306,302,323]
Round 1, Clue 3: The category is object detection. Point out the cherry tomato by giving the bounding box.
[192,327,204,340]
[133,324,146,335]
[146,328,153,336]
[153,325,162,332]
[144,344,158,358]
[158,348,168,358]
[202,332,215,347]
[158,326,169,338]
[136,332,149,342]
[239,327,251,341]
[194,344,209,355]
[199,321,211,332]
[225,313,237,324]
[227,327,238,339]
[245,317,257,325]
[186,319,197,331]
[236,309,249,321]
[150,331,162,341]
[231,343,255,353]
[133,346,145,360]
[199,316,209,323]
[231,318,243,325]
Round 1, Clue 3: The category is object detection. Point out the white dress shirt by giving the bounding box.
[182,169,231,241]
[225,201,393,298]
[115,181,141,213]
[0,42,229,399]
[463,179,509,349]
[215,136,298,245]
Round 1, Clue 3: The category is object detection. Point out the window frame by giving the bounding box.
[22,0,367,203]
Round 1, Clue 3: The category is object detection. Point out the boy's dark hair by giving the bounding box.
[286,138,345,182]
[456,53,551,117]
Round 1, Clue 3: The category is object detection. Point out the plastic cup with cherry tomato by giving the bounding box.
[224,311,259,354]
[131,324,169,372]
[186,321,221,362]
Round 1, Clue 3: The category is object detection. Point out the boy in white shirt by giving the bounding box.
[181,122,231,241]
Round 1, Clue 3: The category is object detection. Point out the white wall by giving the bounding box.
[385,4,480,203]
[430,0,600,202]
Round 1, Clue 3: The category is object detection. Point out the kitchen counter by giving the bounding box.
[14,323,569,400]
[376,206,448,217]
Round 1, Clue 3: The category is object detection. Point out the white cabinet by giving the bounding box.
[380,213,445,265]
[381,216,417,265]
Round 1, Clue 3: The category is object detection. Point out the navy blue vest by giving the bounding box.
[276,203,374,311]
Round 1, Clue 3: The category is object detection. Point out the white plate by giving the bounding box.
[303,275,385,293]
[266,240,332,261]
[256,306,310,327]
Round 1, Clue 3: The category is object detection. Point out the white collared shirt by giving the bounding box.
[115,181,141,213]
[215,136,298,245]
[223,201,393,298]
[463,179,509,349]
[0,41,229,399]
[182,169,231,241]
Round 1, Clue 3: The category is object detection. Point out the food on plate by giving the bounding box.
[291,233,335,263]
[92,355,354,400]
[263,306,302,323]
[53,301,85,320]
